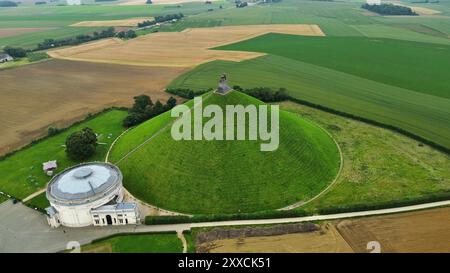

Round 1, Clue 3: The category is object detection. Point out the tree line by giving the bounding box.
[362,3,418,15]
[137,13,184,28]
[0,1,17,7]
[36,27,116,50]
[123,95,177,127]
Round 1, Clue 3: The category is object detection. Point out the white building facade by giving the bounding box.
[45,162,140,228]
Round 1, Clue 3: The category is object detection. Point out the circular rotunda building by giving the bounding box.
[45,162,139,228]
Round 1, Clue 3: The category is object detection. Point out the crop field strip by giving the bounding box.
[168,53,450,152]
[47,24,324,67]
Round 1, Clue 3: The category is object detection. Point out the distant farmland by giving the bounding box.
[169,37,450,151]
[0,59,186,155]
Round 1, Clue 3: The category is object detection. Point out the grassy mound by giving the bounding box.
[110,91,340,214]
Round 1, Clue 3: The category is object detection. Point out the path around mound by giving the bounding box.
[1,199,449,252]
[103,92,341,214]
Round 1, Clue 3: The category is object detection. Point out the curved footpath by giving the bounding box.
[1,199,449,252]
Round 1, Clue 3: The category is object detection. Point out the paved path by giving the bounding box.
[1,199,449,253]
[22,188,46,203]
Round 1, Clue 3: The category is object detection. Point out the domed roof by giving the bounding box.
[47,162,122,206]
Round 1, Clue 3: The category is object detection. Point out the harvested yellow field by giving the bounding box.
[336,207,450,253]
[388,2,441,15]
[410,6,441,15]
[71,18,154,27]
[201,224,353,253]
[119,0,218,6]
[48,24,325,67]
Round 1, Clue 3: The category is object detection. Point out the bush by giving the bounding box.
[166,88,212,99]
[3,46,27,58]
[47,126,60,136]
[241,87,289,102]
[65,127,97,160]
[318,191,450,215]
[362,3,417,15]
[27,52,49,62]
[123,95,178,128]
[0,1,17,7]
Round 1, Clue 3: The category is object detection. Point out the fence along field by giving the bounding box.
[47,24,324,67]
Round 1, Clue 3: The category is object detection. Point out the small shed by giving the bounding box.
[42,160,58,172]
[0,54,13,63]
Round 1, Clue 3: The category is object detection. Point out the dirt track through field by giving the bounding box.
[48,24,325,67]
[0,59,186,155]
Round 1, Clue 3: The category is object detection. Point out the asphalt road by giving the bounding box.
[1,199,449,252]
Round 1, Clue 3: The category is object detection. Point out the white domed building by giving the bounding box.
[45,162,140,228]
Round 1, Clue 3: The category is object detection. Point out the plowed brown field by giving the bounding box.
[336,207,450,253]
[0,59,186,155]
[48,24,325,67]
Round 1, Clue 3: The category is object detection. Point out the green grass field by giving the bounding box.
[110,91,341,214]
[161,0,450,44]
[216,34,450,99]
[0,109,127,199]
[81,233,183,253]
[24,192,49,210]
[169,54,450,152]
[278,101,450,213]
[0,2,228,48]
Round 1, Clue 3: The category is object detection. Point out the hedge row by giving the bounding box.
[90,231,178,244]
[318,191,450,215]
[287,96,450,155]
[166,88,212,99]
[145,210,311,225]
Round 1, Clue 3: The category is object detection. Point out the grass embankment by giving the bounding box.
[0,109,127,199]
[110,91,340,214]
[81,233,183,253]
[278,102,450,213]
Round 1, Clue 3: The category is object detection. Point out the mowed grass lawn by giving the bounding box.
[24,192,49,210]
[0,109,127,199]
[110,92,340,214]
[81,233,183,253]
[278,101,450,213]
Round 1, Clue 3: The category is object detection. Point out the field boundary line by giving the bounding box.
[105,128,131,163]
[114,92,213,165]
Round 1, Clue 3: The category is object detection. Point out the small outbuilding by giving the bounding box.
[0,54,13,63]
[42,160,57,176]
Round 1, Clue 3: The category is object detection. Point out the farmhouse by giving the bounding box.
[45,162,140,228]
[0,54,13,63]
